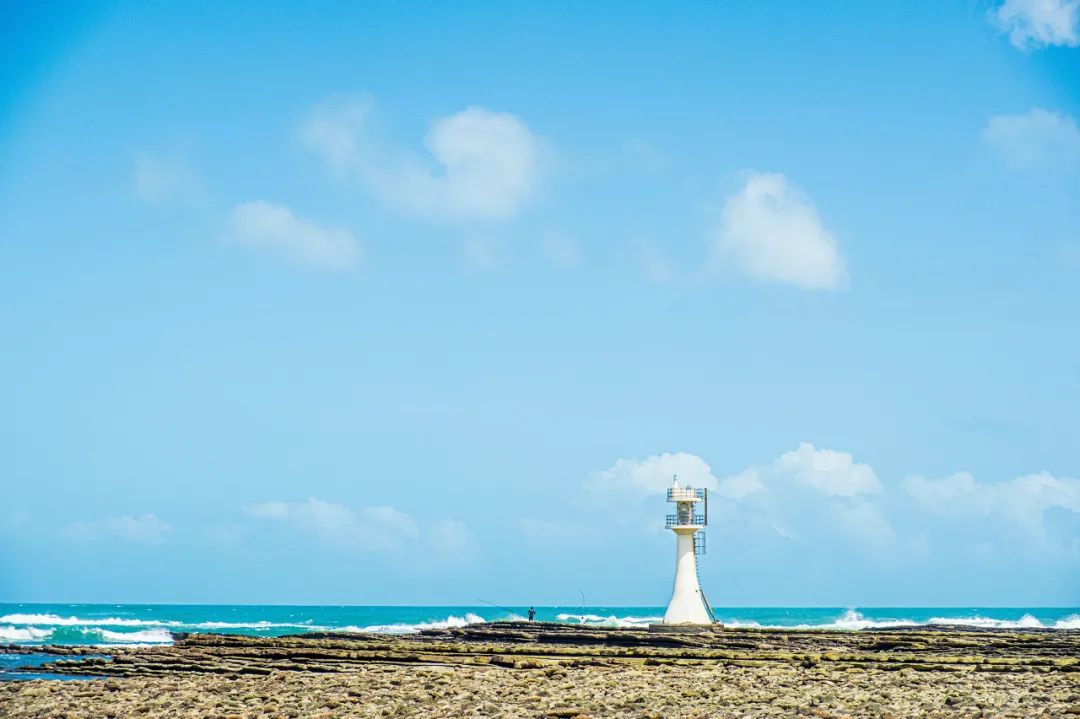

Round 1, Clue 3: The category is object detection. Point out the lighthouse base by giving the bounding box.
[663,528,713,625]
[649,623,723,633]
[663,594,713,625]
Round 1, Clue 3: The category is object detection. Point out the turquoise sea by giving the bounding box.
[1,604,1077,648]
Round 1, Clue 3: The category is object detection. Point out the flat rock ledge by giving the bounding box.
[2,622,1079,718]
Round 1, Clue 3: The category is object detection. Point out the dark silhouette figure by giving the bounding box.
[527,607,536,622]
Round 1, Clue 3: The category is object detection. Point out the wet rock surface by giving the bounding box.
[1,622,1078,717]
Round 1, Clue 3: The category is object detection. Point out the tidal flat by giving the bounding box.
[2,622,1078,718]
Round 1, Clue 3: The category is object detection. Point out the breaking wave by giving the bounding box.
[0,613,182,628]
[187,620,324,630]
[555,613,663,628]
[3,607,1077,646]
[792,609,916,630]
[0,625,173,645]
[338,613,486,635]
[1054,614,1080,629]
[0,613,323,631]
[95,628,174,644]
[0,626,54,642]
[926,613,1074,630]
[718,609,1080,631]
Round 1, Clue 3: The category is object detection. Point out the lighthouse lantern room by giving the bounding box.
[662,476,715,625]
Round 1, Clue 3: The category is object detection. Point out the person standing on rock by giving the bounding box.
[528,607,536,622]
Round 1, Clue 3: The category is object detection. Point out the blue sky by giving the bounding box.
[1,0,1078,606]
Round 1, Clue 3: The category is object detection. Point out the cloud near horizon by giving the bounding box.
[712,172,848,291]
[574,443,1080,559]
[903,470,1080,540]
[301,97,540,223]
[67,514,173,545]
[243,498,475,559]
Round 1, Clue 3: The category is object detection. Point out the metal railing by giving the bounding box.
[666,487,705,502]
[694,532,706,556]
[665,514,705,528]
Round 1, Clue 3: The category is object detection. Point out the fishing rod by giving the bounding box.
[476,598,519,617]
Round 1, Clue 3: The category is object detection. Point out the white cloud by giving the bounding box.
[244,501,291,519]
[244,498,416,549]
[712,172,847,290]
[716,469,765,499]
[301,98,540,222]
[774,442,882,497]
[714,443,891,548]
[132,152,205,205]
[589,452,719,500]
[67,514,172,545]
[993,0,1079,49]
[903,470,1080,538]
[244,498,473,557]
[982,108,1080,170]
[298,97,372,173]
[830,501,895,546]
[226,201,362,270]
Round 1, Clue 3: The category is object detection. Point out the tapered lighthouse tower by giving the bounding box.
[663,477,714,625]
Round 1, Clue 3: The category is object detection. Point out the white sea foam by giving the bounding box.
[0,613,183,628]
[720,610,1068,631]
[792,609,916,631]
[0,613,319,632]
[190,621,325,630]
[555,613,662,628]
[927,614,1044,629]
[0,625,54,642]
[339,613,487,635]
[1054,614,1080,629]
[95,628,174,644]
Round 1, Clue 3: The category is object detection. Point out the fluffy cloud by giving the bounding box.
[714,443,891,548]
[226,201,362,270]
[244,498,416,549]
[774,443,882,497]
[716,469,765,500]
[716,443,880,499]
[588,452,719,500]
[903,471,1080,539]
[981,108,1080,170]
[712,172,847,291]
[244,498,472,558]
[132,152,204,205]
[993,0,1079,49]
[301,98,539,222]
[67,514,172,545]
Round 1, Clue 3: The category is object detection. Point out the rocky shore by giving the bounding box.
[2,622,1078,717]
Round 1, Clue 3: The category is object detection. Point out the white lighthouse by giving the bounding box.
[662,476,715,625]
